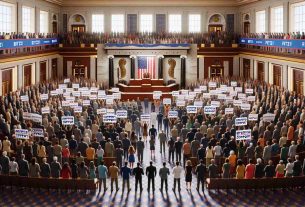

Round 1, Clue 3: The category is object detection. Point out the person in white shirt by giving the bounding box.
[213,142,222,165]
[96,145,104,165]
[9,157,18,175]
[125,120,132,137]
[285,158,294,177]
[172,161,183,191]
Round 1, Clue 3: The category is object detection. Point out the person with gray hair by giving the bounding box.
[50,156,62,178]
[254,158,265,178]
[18,154,29,177]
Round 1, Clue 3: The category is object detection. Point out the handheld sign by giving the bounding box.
[59,84,67,89]
[209,82,217,88]
[113,93,121,100]
[241,103,251,111]
[111,87,120,93]
[153,91,162,97]
[263,113,275,122]
[211,101,220,107]
[231,81,237,87]
[15,129,29,139]
[72,83,79,89]
[153,94,161,100]
[203,93,210,99]
[64,78,70,83]
[21,95,29,102]
[82,100,90,106]
[106,98,114,105]
[172,91,180,96]
[62,116,74,125]
[233,100,242,107]
[194,101,203,107]
[32,128,44,137]
[247,96,256,102]
[72,91,81,97]
[116,110,127,118]
[97,108,107,115]
[176,100,185,107]
[89,95,97,100]
[40,94,49,100]
[107,109,115,114]
[235,117,248,126]
[235,87,243,92]
[236,129,252,140]
[168,111,178,118]
[248,114,258,121]
[204,106,217,115]
[41,107,50,114]
[50,90,58,96]
[31,114,42,123]
[73,106,83,113]
[103,114,117,123]
[225,108,234,115]
[62,100,71,107]
[200,85,207,91]
[141,114,151,122]
[245,89,254,94]
[163,98,171,105]
[187,106,197,114]
[218,94,226,100]
[180,90,189,95]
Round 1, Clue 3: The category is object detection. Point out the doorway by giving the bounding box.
[71,25,86,32]
[294,69,304,95]
[73,66,87,78]
[244,22,250,34]
[52,22,57,33]
[243,59,251,79]
[23,65,32,87]
[2,69,12,95]
[52,58,58,79]
[208,25,223,32]
[257,62,265,82]
[273,65,282,87]
[210,66,223,77]
[40,62,47,82]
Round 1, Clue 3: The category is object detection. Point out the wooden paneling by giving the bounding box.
[52,58,58,79]
[203,57,233,78]
[257,61,264,82]
[273,65,282,87]
[23,65,32,87]
[243,58,250,79]
[40,61,47,82]
[63,57,90,78]
[2,69,12,95]
[293,69,304,95]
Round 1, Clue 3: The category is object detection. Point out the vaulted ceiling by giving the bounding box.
[46,0,261,7]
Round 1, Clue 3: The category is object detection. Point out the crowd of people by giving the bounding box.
[57,31,239,47]
[0,32,57,40]
[241,32,305,40]
[1,77,305,193]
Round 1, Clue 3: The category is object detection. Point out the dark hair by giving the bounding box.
[237,159,243,166]
[31,157,36,165]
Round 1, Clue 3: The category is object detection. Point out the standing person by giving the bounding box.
[292,155,302,176]
[96,145,104,165]
[185,160,193,190]
[109,161,120,191]
[133,162,144,191]
[174,137,183,162]
[168,137,175,163]
[172,161,183,192]
[40,157,51,178]
[149,125,157,139]
[222,159,231,178]
[142,122,148,142]
[163,116,170,135]
[71,159,78,179]
[159,162,170,191]
[105,139,114,157]
[136,137,145,163]
[207,159,218,178]
[98,161,108,192]
[285,158,294,177]
[264,160,275,178]
[157,112,163,131]
[275,160,285,178]
[29,157,40,177]
[149,135,156,158]
[18,154,29,177]
[244,159,255,179]
[51,156,62,178]
[61,162,72,179]
[146,161,157,192]
[158,130,167,154]
[115,144,124,169]
[182,139,191,167]
[195,159,206,192]
[121,161,132,191]
[128,146,136,169]
[236,159,245,179]
[89,161,96,179]
[130,131,138,151]
[122,134,131,159]
[9,157,18,175]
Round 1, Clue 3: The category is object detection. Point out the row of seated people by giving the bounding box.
[242,32,305,40]
[0,32,58,40]
[0,76,305,190]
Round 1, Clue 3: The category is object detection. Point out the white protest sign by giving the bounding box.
[40,94,49,100]
[59,84,67,89]
[62,100,71,107]
[187,106,197,114]
[23,112,32,120]
[231,81,237,87]
[70,102,78,108]
[98,94,106,100]
[72,91,81,97]
[163,98,171,105]
[98,90,106,95]
[112,87,120,93]
[209,82,217,88]
[200,85,207,91]
[41,107,50,114]
[211,101,220,107]
[113,93,121,99]
[50,90,58,96]
[116,110,127,118]
[168,111,178,118]
[89,94,97,100]
[203,93,211,99]
[235,87,243,92]
[65,96,75,102]
[21,95,29,102]
[90,87,98,93]
[73,106,83,113]
[64,78,70,83]
[31,114,42,123]
[172,91,180,96]
[194,101,203,107]
[204,106,217,115]
[106,98,114,105]
[177,95,185,100]
[248,114,258,121]
[72,83,79,89]
[32,128,44,137]
[189,92,196,97]
[15,129,29,139]
[218,94,226,100]
[56,89,63,95]
[180,90,189,95]
[107,109,115,114]
[263,113,275,122]
[247,96,256,102]
[141,114,151,122]
[238,93,246,99]
[81,90,90,97]
[153,94,161,100]
[246,89,254,94]
[62,116,74,125]
[153,91,162,96]
[176,100,186,107]
[236,129,252,140]
[235,117,248,126]
[241,103,251,110]
[233,100,242,107]
[225,108,234,115]
[230,91,237,97]
[194,88,202,94]
[103,114,117,123]
[97,108,107,114]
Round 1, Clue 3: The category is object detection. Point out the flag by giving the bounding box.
[137,56,156,79]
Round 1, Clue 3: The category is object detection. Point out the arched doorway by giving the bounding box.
[208,14,225,32]
[52,14,58,33]
[69,14,86,32]
[243,14,250,34]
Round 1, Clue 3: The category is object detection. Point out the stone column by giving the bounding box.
[157,55,164,79]
[130,55,136,79]
[108,56,114,88]
[180,55,186,89]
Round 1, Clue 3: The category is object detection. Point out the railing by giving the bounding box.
[0,38,58,50]
[239,38,305,50]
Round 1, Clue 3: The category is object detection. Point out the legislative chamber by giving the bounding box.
[1,0,305,207]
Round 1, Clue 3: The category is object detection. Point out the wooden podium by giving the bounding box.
[117,78,179,101]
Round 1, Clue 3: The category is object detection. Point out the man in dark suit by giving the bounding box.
[195,159,206,192]
[149,125,157,138]
[133,162,144,191]
[146,161,157,191]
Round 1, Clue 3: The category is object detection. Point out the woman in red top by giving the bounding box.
[61,162,72,179]
[244,159,255,179]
